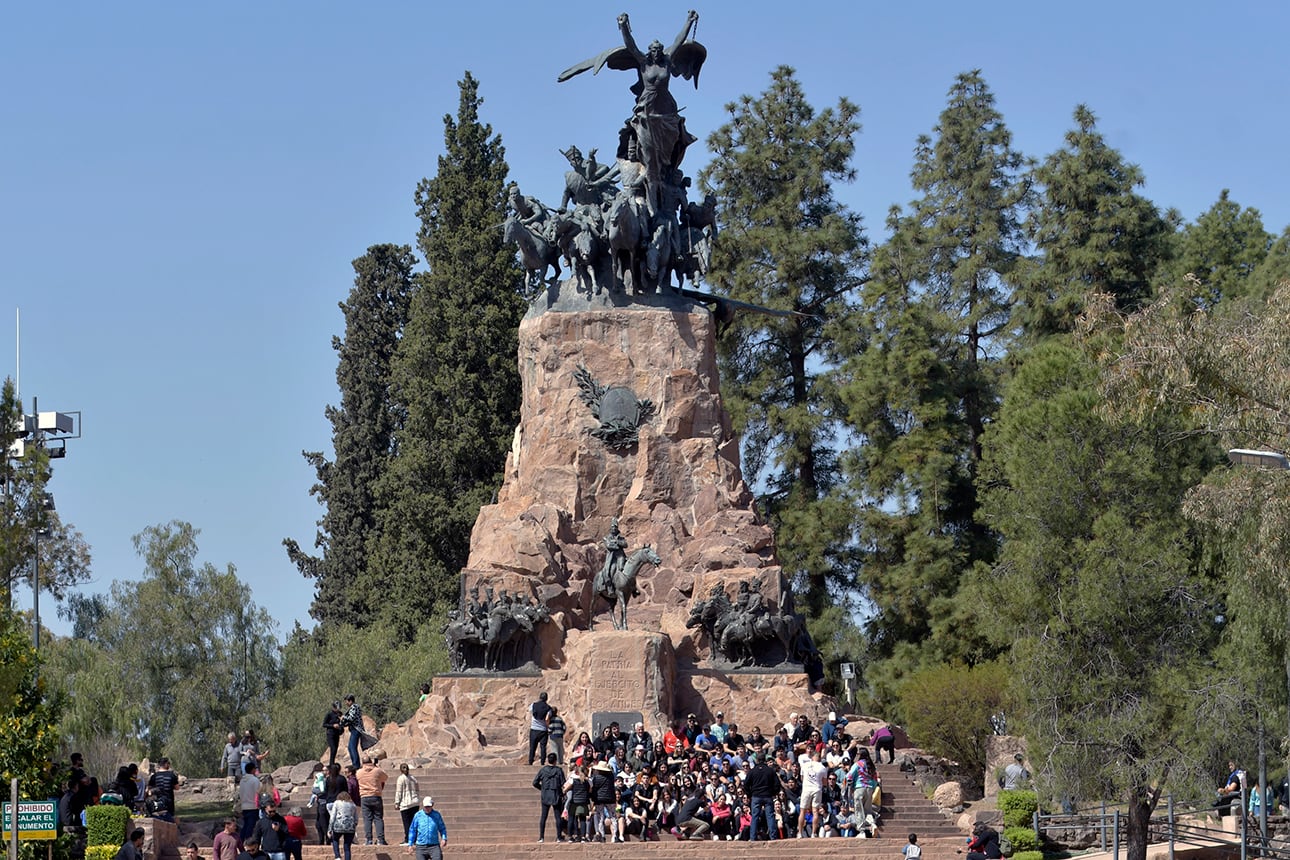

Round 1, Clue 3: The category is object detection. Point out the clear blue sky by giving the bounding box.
[4,1,1288,639]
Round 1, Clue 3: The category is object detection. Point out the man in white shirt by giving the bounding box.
[797,747,827,838]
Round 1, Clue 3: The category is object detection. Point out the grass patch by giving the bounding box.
[175,797,233,824]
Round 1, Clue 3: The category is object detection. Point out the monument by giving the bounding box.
[380,11,833,762]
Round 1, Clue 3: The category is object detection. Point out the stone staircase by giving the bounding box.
[289,760,964,856]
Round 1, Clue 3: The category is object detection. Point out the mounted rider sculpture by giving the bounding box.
[592,518,661,630]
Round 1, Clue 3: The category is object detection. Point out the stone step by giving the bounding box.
[351,761,964,846]
[299,835,969,856]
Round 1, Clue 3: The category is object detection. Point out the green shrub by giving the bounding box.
[1012,851,1044,860]
[999,789,1039,828]
[85,806,131,847]
[84,846,118,860]
[1004,827,1040,853]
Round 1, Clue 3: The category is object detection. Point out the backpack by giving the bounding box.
[999,833,1015,857]
[329,801,357,834]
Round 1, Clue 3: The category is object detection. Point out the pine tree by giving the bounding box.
[979,337,1220,860]
[1017,105,1172,339]
[700,65,867,619]
[284,244,416,627]
[368,73,524,636]
[1167,189,1273,306]
[840,71,1030,699]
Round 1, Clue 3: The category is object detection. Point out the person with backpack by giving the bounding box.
[904,832,922,858]
[533,753,566,843]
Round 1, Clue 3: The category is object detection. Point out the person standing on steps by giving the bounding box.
[322,703,343,768]
[340,696,363,769]
[357,756,388,845]
[406,797,447,860]
[528,691,552,765]
[533,753,567,843]
[394,762,421,845]
[745,751,779,842]
[547,707,566,765]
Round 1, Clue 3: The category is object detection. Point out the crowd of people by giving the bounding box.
[527,695,897,843]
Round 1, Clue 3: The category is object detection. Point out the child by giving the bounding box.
[904,832,922,859]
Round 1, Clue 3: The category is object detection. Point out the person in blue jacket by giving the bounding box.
[405,797,447,860]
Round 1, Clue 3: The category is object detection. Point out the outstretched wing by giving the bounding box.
[558,45,639,82]
[670,40,707,88]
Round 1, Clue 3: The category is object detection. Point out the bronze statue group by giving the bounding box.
[505,10,717,296]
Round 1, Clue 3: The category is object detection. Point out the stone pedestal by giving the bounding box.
[462,301,791,658]
[376,296,835,763]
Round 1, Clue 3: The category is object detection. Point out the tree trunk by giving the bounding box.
[1125,792,1154,860]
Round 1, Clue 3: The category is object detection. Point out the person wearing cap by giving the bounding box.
[710,711,728,744]
[683,714,702,745]
[821,711,840,744]
[628,743,650,771]
[405,797,447,860]
[322,703,343,768]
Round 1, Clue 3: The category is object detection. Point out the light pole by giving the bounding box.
[32,493,53,655]
[1226,447,1290,843]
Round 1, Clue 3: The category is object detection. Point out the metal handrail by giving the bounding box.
[1033,792,1282,860]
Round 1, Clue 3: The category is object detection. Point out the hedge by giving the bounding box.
[1004,826,1040,854]
[84,806,131,847]
[999,789,1039,828]
[1012,851,1044,860]
[85,846,119,860]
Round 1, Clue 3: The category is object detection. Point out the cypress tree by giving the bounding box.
[285,244,416,627]
[367,73,524,636]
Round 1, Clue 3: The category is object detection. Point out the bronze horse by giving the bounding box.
[593,545,662,630]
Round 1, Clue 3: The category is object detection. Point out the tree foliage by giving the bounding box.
[284,244,417,628]
[895,660,1008,778]
[842,71,1030,699]
[701,65,867,617]
[1094,281,1290,801]
[263,615,448,767]
[0,608,62,798]
[57,522,279,775]
[1164,189,1273,307]
[1017,105,1172,338]
[1,377,92,609]
[368,72,524,637]
[980,335,1220,860]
